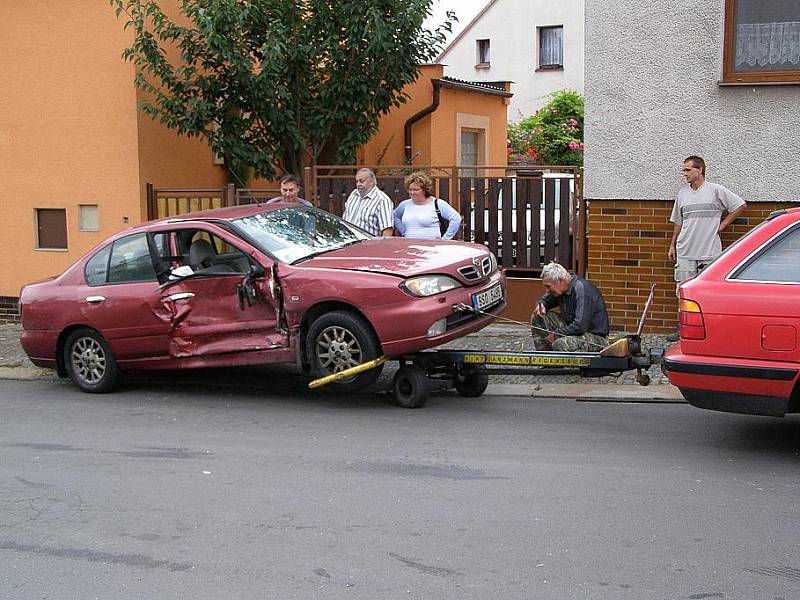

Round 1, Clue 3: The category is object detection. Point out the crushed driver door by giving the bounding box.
[160,261,287,360]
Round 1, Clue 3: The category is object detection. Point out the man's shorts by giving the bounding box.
[674,258,712,283]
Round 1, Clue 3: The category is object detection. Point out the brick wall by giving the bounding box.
[0,296,20,324]
[587,200,798,333]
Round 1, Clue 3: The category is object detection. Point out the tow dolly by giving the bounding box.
[309,285,664,408]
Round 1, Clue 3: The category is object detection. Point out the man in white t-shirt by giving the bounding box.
[666,155,746,341]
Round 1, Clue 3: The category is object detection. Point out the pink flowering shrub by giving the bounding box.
[507,90,584,166]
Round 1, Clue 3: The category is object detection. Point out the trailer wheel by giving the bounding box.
[455,366,489,397]
[635,370,651,386]
[392,365,429,409]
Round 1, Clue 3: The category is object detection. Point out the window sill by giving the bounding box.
[718,79,800,86]
[535,65,563,72]
[474,63,491,69]
[35,247,68,252]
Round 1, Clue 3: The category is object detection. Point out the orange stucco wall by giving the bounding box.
[1,4,143,297]
[429,86,509,167]
[1,2,226,298]
[134,1,228,203]
[136,95,228,211]
[359,64,509,168]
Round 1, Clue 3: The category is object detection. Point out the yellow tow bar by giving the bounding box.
[308,356,389,389]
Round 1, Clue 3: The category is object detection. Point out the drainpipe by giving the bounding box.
[404,79,442,163]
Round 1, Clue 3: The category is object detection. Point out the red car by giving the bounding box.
[663,207,800,417]
[20,203,505,393]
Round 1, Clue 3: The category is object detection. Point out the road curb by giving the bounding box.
[0,366,682,402]
[486,382,685,402]
[0,366,54,381]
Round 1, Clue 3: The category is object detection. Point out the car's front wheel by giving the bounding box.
[63,328,120,393]
[307,311,383,392]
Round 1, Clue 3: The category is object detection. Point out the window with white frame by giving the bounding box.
[476,39,490,66]
[79,204,99,232]
[723,0,800,83]
[538,26,563,68]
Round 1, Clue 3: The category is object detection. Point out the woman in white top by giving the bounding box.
[393,171,462,240]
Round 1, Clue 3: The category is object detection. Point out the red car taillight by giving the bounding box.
[679,299,705,340]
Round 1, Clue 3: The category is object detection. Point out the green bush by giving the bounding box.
[507,90,584,166]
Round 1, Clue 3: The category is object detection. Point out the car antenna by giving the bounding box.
[226,164,263,207]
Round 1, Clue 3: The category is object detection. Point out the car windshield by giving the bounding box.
[233,206,370,264]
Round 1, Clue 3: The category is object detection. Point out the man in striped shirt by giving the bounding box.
[666,155,746,341]
[342,168,394,237]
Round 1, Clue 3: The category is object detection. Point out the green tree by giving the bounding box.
[110,0,454,182]
[507,90,584,166]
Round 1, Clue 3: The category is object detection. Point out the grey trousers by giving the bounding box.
[530,312,608,352]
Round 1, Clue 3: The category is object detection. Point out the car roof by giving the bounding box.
[151,203,280,226]
[768,206,800,221]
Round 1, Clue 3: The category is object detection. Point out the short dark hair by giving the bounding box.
[684,155,706,176]
[281,173,302,187]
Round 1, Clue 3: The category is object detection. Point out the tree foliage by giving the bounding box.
[110,0,454,181]
[507,90,584,166]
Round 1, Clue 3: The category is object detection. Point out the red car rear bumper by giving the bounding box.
[663,345,799,417]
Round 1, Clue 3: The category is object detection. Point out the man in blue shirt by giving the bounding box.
[531,262,609,352]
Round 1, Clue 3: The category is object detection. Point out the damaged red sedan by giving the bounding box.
[20,204,505,393]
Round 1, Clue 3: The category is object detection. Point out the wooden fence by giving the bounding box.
[146,163,585,277]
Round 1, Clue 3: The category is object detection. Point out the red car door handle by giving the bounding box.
[167,292,195,302]
[85,296,106,304]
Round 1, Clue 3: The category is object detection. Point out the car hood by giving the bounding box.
[299,238,493,280]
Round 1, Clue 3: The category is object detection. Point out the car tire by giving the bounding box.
[64,328,120,393]
[392,365,429,409]
[307,311,383,392]
[454,366,489,397]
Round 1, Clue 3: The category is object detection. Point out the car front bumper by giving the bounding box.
[369,273,507,356]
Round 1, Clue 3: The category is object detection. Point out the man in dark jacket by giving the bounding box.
[531,262,609,352]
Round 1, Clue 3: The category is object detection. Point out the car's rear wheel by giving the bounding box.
[307,311,382,392]
[64,328,120,393]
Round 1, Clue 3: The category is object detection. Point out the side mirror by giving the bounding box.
[249,263,266,277]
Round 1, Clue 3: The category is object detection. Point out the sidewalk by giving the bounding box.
[0,323,684,402]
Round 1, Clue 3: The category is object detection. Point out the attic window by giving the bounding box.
[476,39,490,66]
[722,0,800,83]
[538,26,563,69]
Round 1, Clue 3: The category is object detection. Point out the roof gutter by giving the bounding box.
[404,79,442,163]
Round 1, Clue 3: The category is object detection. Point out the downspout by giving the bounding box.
[404,79,442,163]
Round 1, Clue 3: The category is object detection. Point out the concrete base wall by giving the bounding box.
[0,297,20,324]
[587,200,799,333]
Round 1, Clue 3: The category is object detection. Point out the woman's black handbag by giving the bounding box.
[434,199,448,236]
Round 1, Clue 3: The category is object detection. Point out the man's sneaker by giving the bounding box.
[665,330,680,342]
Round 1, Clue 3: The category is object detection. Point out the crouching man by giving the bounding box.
[531,262,610,352]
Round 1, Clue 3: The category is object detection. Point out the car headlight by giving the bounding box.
[400,275,462,297]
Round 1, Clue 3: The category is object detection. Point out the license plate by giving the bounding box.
[472,284,503,309]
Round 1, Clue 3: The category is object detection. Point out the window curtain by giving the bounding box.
[735,21,800,67]
[540,28,563,66]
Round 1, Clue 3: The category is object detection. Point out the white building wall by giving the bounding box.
[585,0,800,202]
[437,0,584,121]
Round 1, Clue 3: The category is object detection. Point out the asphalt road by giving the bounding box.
[1,378,799,599]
